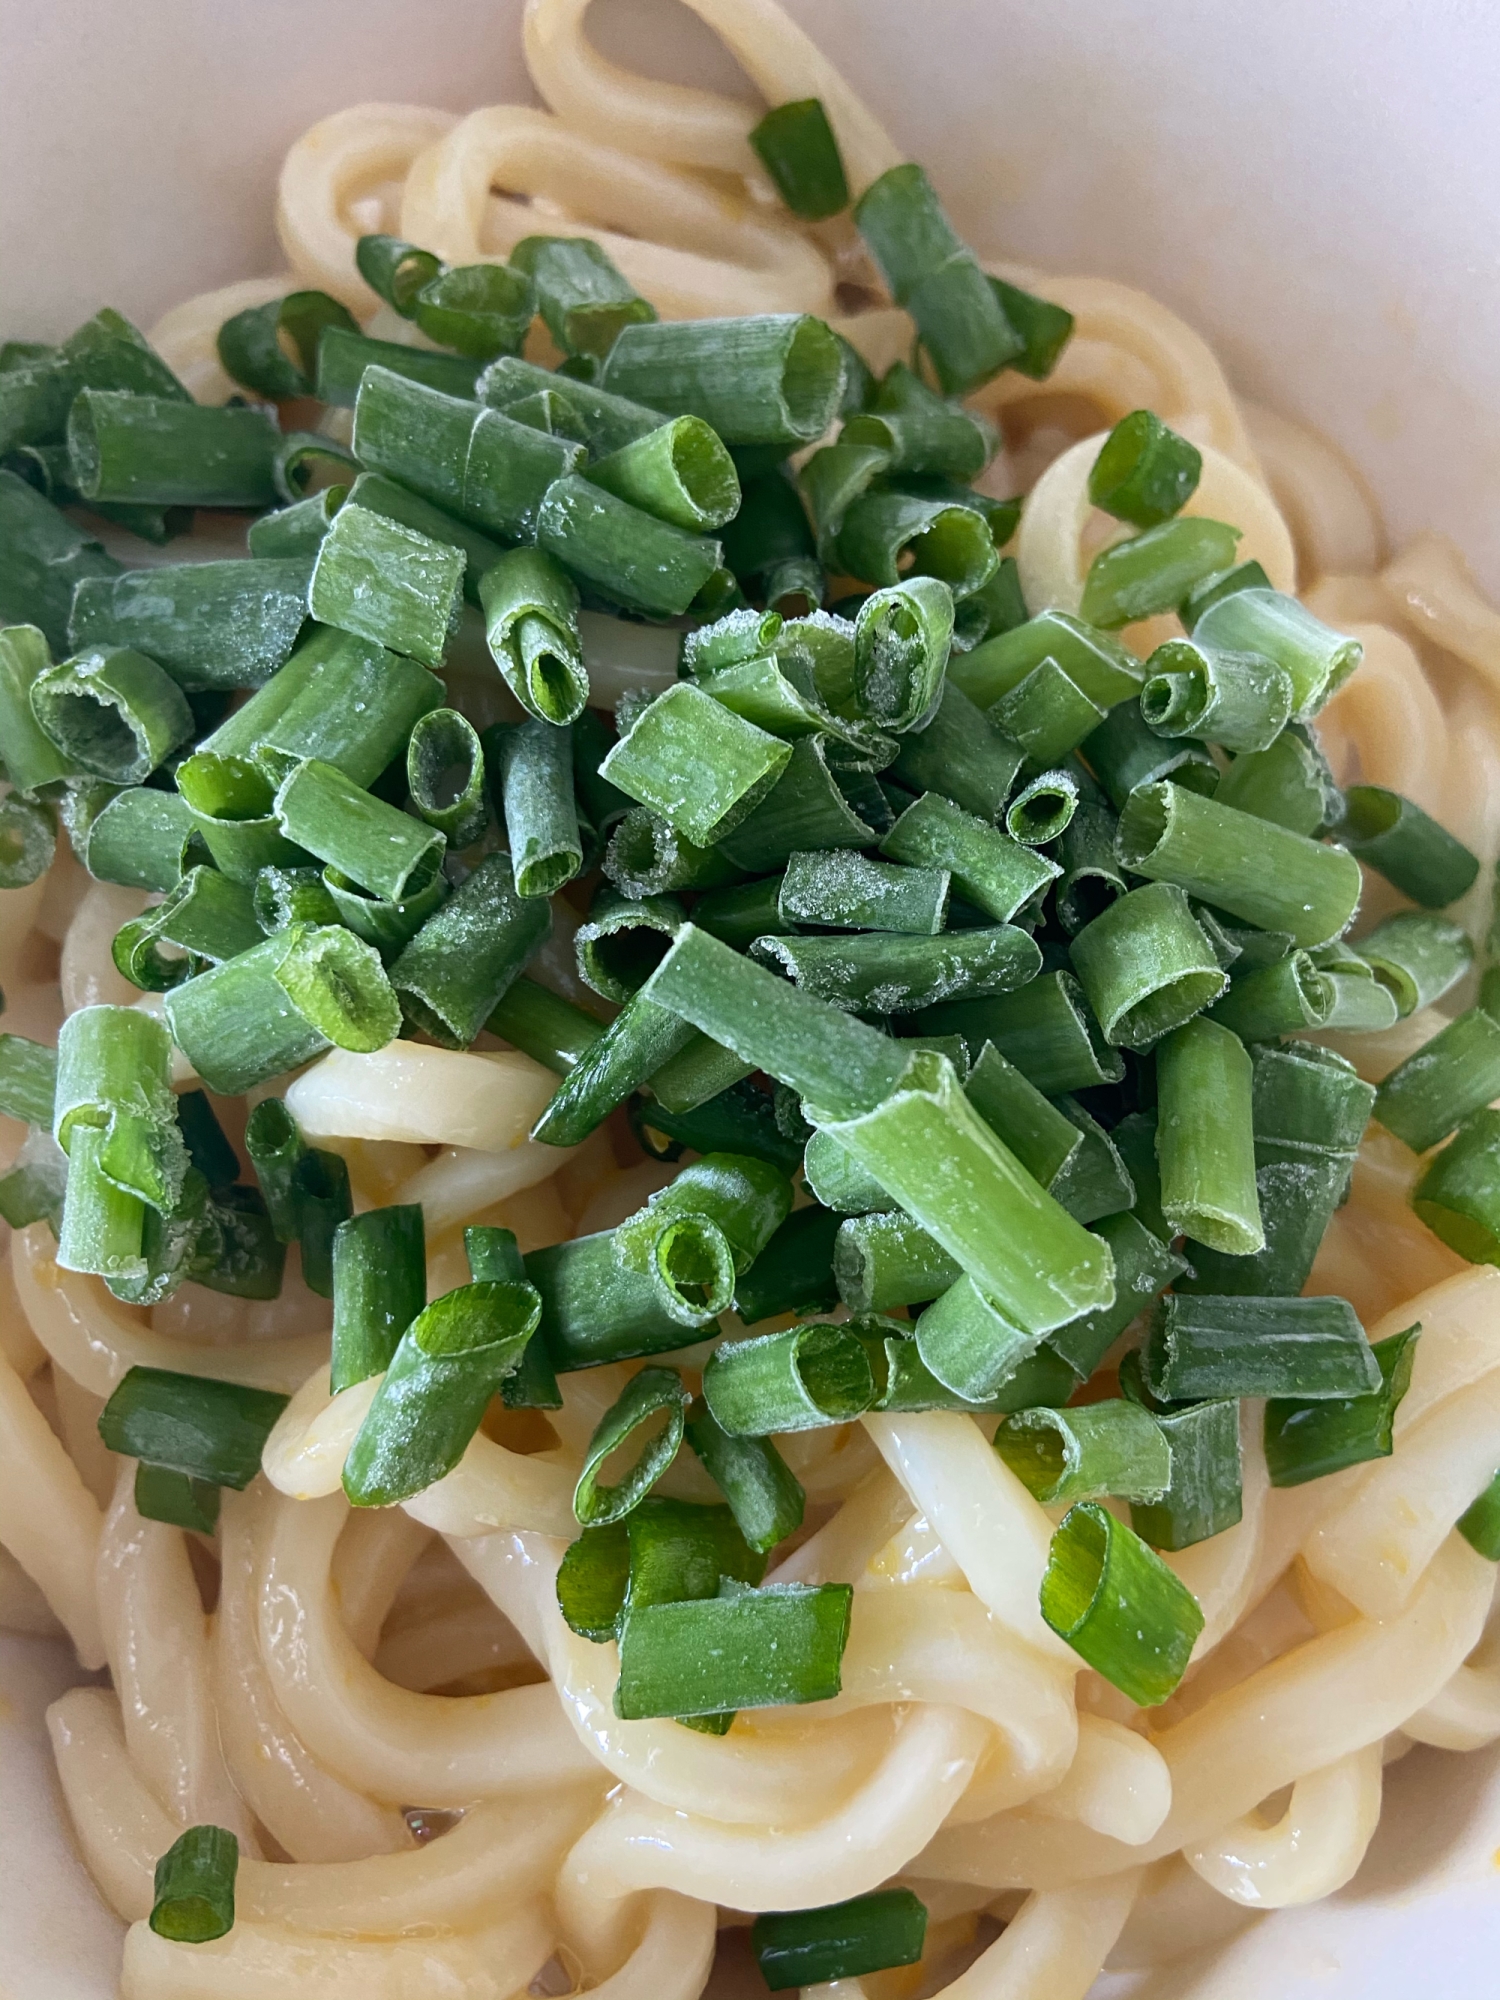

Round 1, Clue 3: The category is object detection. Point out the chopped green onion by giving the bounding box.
[330,1204,426,1393]
[1213,725,1334,836]
[1146,1291,1378,1402]
[999,1397,1172,1505]
[79,788,196,895]
[720,470,820,610]
[778,848,948,934]
[1178,559,1274,632]
[0,1129,68,1233]
[111,865,262,991]
[801,1129,888,1213]
[1357,912,1472,1017]
[412,261,535,360]
[575,888,683,1003]
[733,1203,842,1324]
[1318,964,1399,1033]
[1049,1210,1186,1381]
[0,794,55,888]
[952,608,1142,714]
[586,416,739,534]
[134,1462,222,1534]
[98,1365,288,1487]
[268,924,401,1053]
[510,234,656,358]
[703,1322,873,1434]
[912,1272,1039,1403]
[0,623,76,790]
[315,327,480,406]
[274,758,443,901]
[748,97,850,219]
[1088,409,1203,528]
[530,989,695,1148]
[835,488,997,595]
[1206,950,1333,1041]
[615,1578,852,1718]
[718,735,881,874]
[685,1398,805,1553]
[851,577,954,731]
[1118,780,1361,949]
[1375,1004,1500,1153]
[1054,798,1124,934]
[556,1524,632,1641]
[1005,767,1080,846]
[0,1033,57,1127]
[1080,702,1216,813]
[881,791,1058,924]
[573,1366,689,1525]
[606,804,740,896]
[486,718,581,899]
[526,1229,704,1372]
[1337,785,1480,909]
[1139,637,1294,755]
[405,707,488,847]
[833,1207,959,1314]
[854,164,1023,394]
[919,969,1124,1095]
[1456,1470,1500,1562]
[487,976,605,1074]
[1080,517,1242,630]
[290,1147,349,1295]
[634,1078,802,1172]
[1264,1324,1418,1488]
[307,502,463,670]
[355,233,444,315]
[752,1890,926,1993]
[990,659,1105,767]
[692,878,789,954]
[464,1224,561,1410]
[30,646,191,783]
[536,472,723,618]
[558,1495,765,1641]
[320,858,448,954]
[0,468,120,654]
[149,1825,238,1944]
[1190,587,1362,717]
[479,544,588,725]
[1411,1109,1500,1263]
[160,933,327,1096]
[643,1029,754,1116]
[984,276,1074,379]
[1127,1398,1243,1551]
[243,1099,305,1242]
[1070,880,1228,1050]
[1155,1016,1262,1254]
[601,315,844,448]
[67,392,278,508]
[1041,1501,1203,1705]
[615,1152,792,1312]
[344,470,500,605]
[478,353,660,455]
[343,1278,543,1506]
[890,680,1022,824]
[602,683,792,849]
[217,288,359,398]
[53,1004,185,1219]
[753,923,1039,1016]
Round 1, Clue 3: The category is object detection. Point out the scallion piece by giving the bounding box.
[315,326,480,406]
[1410,1109,1500,1263]
[1080,702,1217,814]
[778,848,948,934]
[30,645,191,783]
[486,977,604,1075]
[535,473,722,618]
[1145,1292,1378,1402]
[160,933,327,1096]
[0,794,54,888]
[1375,1004,1500,1154]
[274,757,443,902]
[642,1029,754,1116]
[733,1203,842,1324]
[265,923,402,1054]
[1457,1471,1500,1562]
[1041,1501,1203,1705]
[79,789,196,895]
[1213,725,1333,836]
[344,470,499,605]
[691,875,789,953]
[477,544,588,725]
[217,287,358,398]
[1118,780,1360,949]
[307,502,462,670]
[111,865,263,991]
[911,1272,1040,1403]
[1206,950,1333,1041]
[355,233,444,315]
[246,487,343,559]
[330,1204,426,1393]
[243,1099,305,1242]
[703,1322,873,1435]
[1337,785,1480,909]
[1139,636,1294,755]
[999,1397,1172,1505]
[990,659,1105,768]
[343,1278,543,1506]
[149,1825,238,1944]
[405,706,488,848]
[835,488,997,596]
[889,680,1022,824]
[483,719,579,900]
[854,164,1023,393]
[1155,1016,1262,1254]
[411,260,534,359]
[508,233,655,357]
[952,609,1142,714]
[614,1152,793,1323]
[67,391,278,508]
[478,353,660,454]
[1048,1210,1186,1381]
[752,1891,926,1994]
[833,1207,959,1314]
[1357,912,1472,1017]
[1178,558,1274,632]
[600,682,790,849]
[753,923,1040,1016]
[530,989,694,1149]
[919,969,1124,1094]
[570,1366,689,1525]
[461,1224,559,1410]
[1191,586,1362,716]
[717,736,880,875]
[601,314,844,448]
[53,1004,185,1222]
[748,96,850,219]
[633,1078,801,1173]
[881,791,1058,924]
[849,576,954,730]
[1127,1399,1243,1551]
[97,1365,288,1487]
[1318,963,1399,1033]
[586,416,739,533]
[1080,517,1242,630]
[1004,767,1080,846]
[1070,879,1227,1051]
[575,888,684,1002]
[0,468,121,653]
[615,1578,852,1718]
[1263,1324,1418,1489]
[134,1462,222,1534]
[801,1129,888,1213]
[685,1398,805,1553]
[0,623,76,790]
[320,858,448,954]
[526,1229,702,1371]
[1088,408,1202,527]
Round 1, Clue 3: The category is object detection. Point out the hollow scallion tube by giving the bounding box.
[752,924,1039,1016]
[477,546,586,724]
[1129,1399,1243,1550]
[881,792,1058,923]
[387,853,545,1048]
[160,934,324,1096]
[0,796,56,888]
[751,1891,926,1995]
[486,978,605,1076]
[67,558,313,694]
[600,683,791,848]
[1119,780,1360,949]
[0,468,122,654]
[1080,704,1216,813]
[53,1005,185,1221]
[0,623,76,791]
[111,867,262,991]
[1357,911,1473,1017]
[1191,586,1362,716]
[330,1204,425,1393]
[1079,518,1241,630]
[778,848,949,934]
[614,1153,794,1327]
[535,472,723,618]
[748,96,850,219]
[216,286,358,398]
[461,1224,560,1410]
[1177,559,1273,631]
[1262,1324,1418,1489]
[531,990,697,1148]
[685,1397,805,1552]
[704,1322,874,1434]
[134,1463,222,1534]
[1005,768,1080,846]
[149,1825,239,1944]
[1410,1109,1500,1262]
[343,471,500,606]
[405,707,488,848]
[733,1204,842,1323]
[998,1398,1172,1505]
[315,327,480,405]
[1206,951,1334,1041]
[919,969,1123,1094]
[833,1209,960,1314]
[477,353,661,454]
[1155,1016,1262,1255]
[1041,1501,1203,1704]
[854,164,1023,393]
[716,736,879,875]
[247,485,344,560]
[1145,1293,1379,1401]
[1213,726,1333,836]
[889,680,1023,825]
[343,1279,543,1505]
[911,1273,1041,1403]
[480,720,579,901]
[615,1579,852,1718]
[848,577,954,731]
[1069,881,1228,1050]
[586,416,739,533]
[525,1229,702,1371]
[504,232,652,357]
[306,499,463,671]
[30,646,191,783]
[952,609,1143,714]
[98,1365,289,1487]
[604,807,743,900]
[835,490,997,596]
[601,314,845,447]
[410,260,535,359]
[1088,409,1202,527]
[1375,1005,1500,1153]
[274,758,444,902]
[989,660,1105,768]
[574,887,683,1002]
[1047,1211,1186,1382]
[1337,785,1480,908]
[1139,637,1293,754]
[67,391,278,508]
[570,1366,688,1525]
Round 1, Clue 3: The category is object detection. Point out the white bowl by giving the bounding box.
[3,1,1499,1992]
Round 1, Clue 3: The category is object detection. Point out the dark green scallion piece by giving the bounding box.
[217,288,359,398]
[315,327,481,407]
[536,473,723,619]
[918,969,1124,1095]
[0,468,120,654]
[998,1398,1172,1505]
[1130,1399,1244,1551]
[111,866,262,992]
[1206,950,1334,1042]
[98,1365,288,1487]
[0,623,76,791]
[390,853,548,1049]
[753,923,1039,1016]
[720,469,820,611]
[343,1278,543,1506]
[1088,409,1202,528]
[510,234,656,357]
[134,1462,222,1535]
[525,1229,701,1372]
[1118,780,1361,949]
[890,680,1023,825]
[530,989,694,1148]
[835,488,997,596]
[330,1204,426,1394]
[487,718,582,898]
[1055,798,1126,934]
[951,608,1142,714]
[1041,1501,1204,1705]
[1048,1210,1186,1381]
[833,1208,960,1315]
[913,1273,1039,1404]
[320,860,448,955]
[615,1579,853,1718]
[67,392,278,509]
[685,1398,805,1553]
[1411,1109,1500,1263]
[355,233,444,316]
[248,481,345,560]
[274,758,443,902]
[272,429,359,506]
[1337,785,1480,909]
[557,1495,764,1642]
[984,275,1074,379]
[692,875,790,952]
[307,502,462,670]
[477,353,660,455]
[243,1099,306,1243]
[778,848,948,934]
[614,1152,793,1327]
[749,97,850,219]
[601,314,845,448]
[881,791,1058,924]
[1457,1471,1500,1562]
[1375,1004,1500,1154]
[848,576,954,731]
[990,659,1105,768]
[703,1322,873,1435]
[1080,701,1217,814]
[1145,1292,1378,1402]
[405,707,487,848]
[953,553,1028,654]
[1139,637,1294,755]
[575,888,683,1003]
[69,557,314,694]
[1155,1015,1262,1255]
[465,1224,561,1410]
[586,416,739,533]
[1213,725,1334,836]
[486,977,605,1075]
[30,646,191,784]
[734,1203,843,1324]
[1190,586,1362,717]
[634,1078,802,1173]
[1080,517,1242,630]
[605,808,744,902]
[1263,1324,1418,1489]
[716,736,879,875]
[479,545,588,725]
[752,1891,927,1993]
[287,1148,349,1294]
[573,1366,689,1524]
[1357,912,1472,1017]
[413,261,535,360]
[601,683,790,847]
[854,164,1023,393]
[149,1825,238,1944]
[1004,767,1080,846]
[1069,880,1228,1050]
[344,470,501,605]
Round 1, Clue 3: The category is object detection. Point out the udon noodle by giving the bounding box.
[5,2,1500,1995]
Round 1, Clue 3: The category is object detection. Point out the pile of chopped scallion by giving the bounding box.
[4,94,1500,1975]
